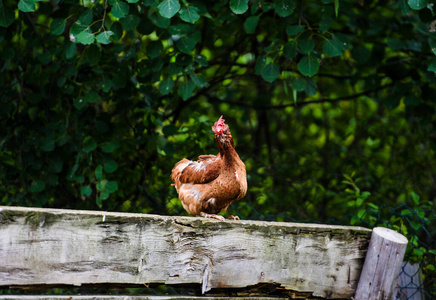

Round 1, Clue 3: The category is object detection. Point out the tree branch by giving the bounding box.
[207,83,394,110]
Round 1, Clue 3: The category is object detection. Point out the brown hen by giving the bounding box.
[170,116,247,221]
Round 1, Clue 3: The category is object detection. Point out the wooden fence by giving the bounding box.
[0,206,409,299]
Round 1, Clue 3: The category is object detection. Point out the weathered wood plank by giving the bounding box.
[354,227,408,300]
[0,206,371,299]
[0,296,285,300]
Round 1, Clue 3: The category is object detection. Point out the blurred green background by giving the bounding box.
[1,0,436,295]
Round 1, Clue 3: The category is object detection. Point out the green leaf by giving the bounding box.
[79,8,93,25]
[76,29,95,45]
[334,33,350,50]
[286,25,304,36]
[407,0,427,10]
[274,0,296,17]
[304,78,317,95]
[230,0,249,14]
[0,4,15,28]
[194,55,208,66]
[97,179,118,193]
[101,141,120,153]
[159,77,174,95]
[398,0,411,14]
[41,137,55,152]
[111,21,123,40]
[70,21,87,37]
[18,0,36,12]
[429,39,436,55]
[290,77,306,91]
[299,37,315,54]
[387,38,405,50]
[323,37,343,57]
[293,88,297,105]
[428,60,436,73]
[84,90,101,103]
[178,78,195,100]
[255,55,267,75]
[147,40,163,58]
[83,136,97,152]
[95,165,103,180]
[106,181,118,193]
[96,31,114,44]
[50,19,67,36]
[73,97,87,109]
[158,0,181,18]
[244,16,259,34]
[168,63,183,74]
[120,14,140,30]
[190,74,209,88]
[101,78,112,92]
[169,23,194,35]
[176,36,197,53]
[109,0,129,18]
[149,10,171,28]
[320,16,333,31]
[261,63,280,82]
[334,0,339,16]
[103,159,118,173]
[283,42,297,59]
[65,42,77,59]
[99,192,110,203]
[81,186,92,196]
[179,5,200,24]
[411,191,420,204]
[96,179,107,191]
[298,54,319,77]
[28,107,38,121]
[29,180,45,193]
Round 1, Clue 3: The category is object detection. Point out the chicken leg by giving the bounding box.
[200,212,225,221]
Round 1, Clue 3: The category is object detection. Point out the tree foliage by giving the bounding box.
[1,0,435,225]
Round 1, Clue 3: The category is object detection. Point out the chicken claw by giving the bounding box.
[228,215,240,220]
[200,212,225,221]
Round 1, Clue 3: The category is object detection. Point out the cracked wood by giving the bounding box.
[0,206,371,299]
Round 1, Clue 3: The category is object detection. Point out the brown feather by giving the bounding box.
[170,117,247,220]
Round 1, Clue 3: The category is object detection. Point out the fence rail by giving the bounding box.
[0,206,408,299]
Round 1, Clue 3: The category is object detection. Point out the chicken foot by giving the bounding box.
[199,212,239,221]
[200,212,225,221]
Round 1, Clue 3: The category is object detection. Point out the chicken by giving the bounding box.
[170,116,247,221]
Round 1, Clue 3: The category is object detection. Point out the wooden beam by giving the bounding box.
[0,206,372,299]
[354,227,408,300]
[0,296,285,300]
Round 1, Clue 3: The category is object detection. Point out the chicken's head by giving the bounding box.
[212,115,229,136]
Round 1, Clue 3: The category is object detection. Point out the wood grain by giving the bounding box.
[0,206,372,299]
[354,227,408,300]
[0,296,285,300]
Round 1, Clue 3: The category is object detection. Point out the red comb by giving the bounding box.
[212,115,227,135]
[216,115,225,125]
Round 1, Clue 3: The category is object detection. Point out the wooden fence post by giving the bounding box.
[354,227,408,300]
